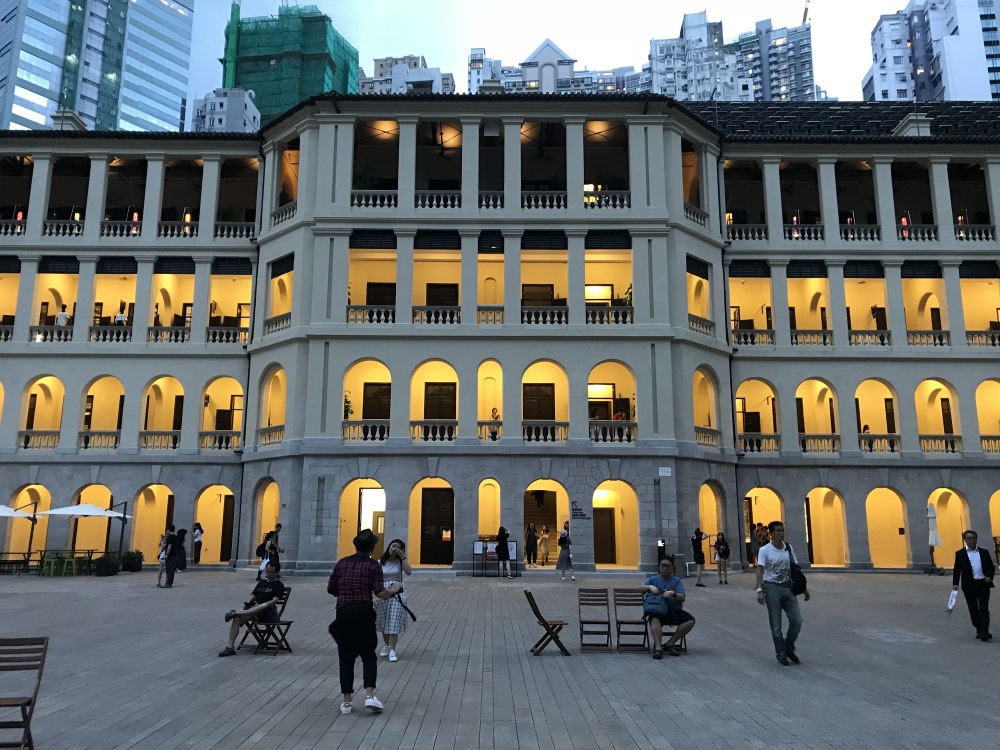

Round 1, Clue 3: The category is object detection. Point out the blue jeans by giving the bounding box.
[764,582,802,656]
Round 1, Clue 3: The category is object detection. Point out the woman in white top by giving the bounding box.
[375,539,412,662]
[192,523,204,564]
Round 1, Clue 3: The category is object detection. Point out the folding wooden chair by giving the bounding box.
[524,590,570,656]
[238,587,293,655]
[578,588,612,651]
[0,637,48,750]
[612,589,650,652]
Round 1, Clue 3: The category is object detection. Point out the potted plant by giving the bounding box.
[120,550,144,572]
[93,553,121,577]
[343,392,354,420]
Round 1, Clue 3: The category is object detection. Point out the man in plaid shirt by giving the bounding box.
[328,529,402,715]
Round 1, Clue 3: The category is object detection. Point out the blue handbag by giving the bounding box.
[643,592,669,617]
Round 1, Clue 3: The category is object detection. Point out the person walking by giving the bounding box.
[556,521,575,581]
[174,528,188,571]
[755,521,810,666]
[691,527,709,587]
[327,529,402,715]
[257,531,279,581]
[158,525,178,588]
[952,530,995,641]
[713,532,731,584]
[496,526,513,578]
[538,525,550,566]
[750,522,765,565]
[192,523,204,564]
[376,539,412,661]
[156,532,168,587]
[525,523,538,568]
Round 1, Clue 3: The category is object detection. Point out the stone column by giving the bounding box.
[459,230,478,326]
[198,156,222,240]
[456,358,478,447]
[130,255,156,346]
[826,261,850,349]
[627,231,658,325]
[330,116,355,208]
[701,144,721,236]
[25,155,51,239]
[142,156,165,233]
[565,116,585,211]
[927,157,953,238]
[883,262,909,348]
[958,385,984,459]
[501,353,523,446]
[667,247,688,331]
[189,257,212,343]
[394,230,415,326]
[663,125,684,221]
[871,158,897,245]
[982,159,1000,230]
[294,125,319,221]
[709,257,727,338]
[396,116,418,211]
[845,504,873,569]
[628,119,658,212]
[941,260,966,347]
[12,256,38,343]
[502,230,521,326]
[290,240,315,328]
[762,157,784,243]
[72,256,98,342]
[768,260,791,347]
[567,229,586,326]
[260,143,279,228]
[817,158,840,246]
[325,230,351,321]
[460,116,480,213]
[82,155,108,242]
[502,117,522,212]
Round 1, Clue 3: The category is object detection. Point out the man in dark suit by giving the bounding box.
[952,530,996,641]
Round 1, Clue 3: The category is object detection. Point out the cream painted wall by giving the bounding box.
[478,256,504,304]
[93,275,136,319]
[787,278,830,329]
[795,379,836,433]
[0,382,4,429]
[477,361,502,420]
[698,483,721,565]
[133,484,172,560]
[202,377,244,432]
[74,485,112,554]
[5,485,50,554]
[584,251,631,299]
[522,361,569,421]
[348,252,395,306]
[35,272,79,318]
[914,379,960,433]
[960,278,1000,330]
[521,251,568,299]
[808,487,847,567]
[735,379,777,433]
[855,379,895,433]
[194,485,235,564]
[143,377,184,431]
[268,271,293,317]
[256,481,281,545]
[478,479,500,536]
[407,477,453,565]
[343,361,391,419]
[209,276,252,320]
[262,370,286,426]
[593,480,638,568]
[152,273,194,325]
[25,376,65,431]
[527,479,569,554]
[729,278,772,326]
[747,488,784,536]
[686,273,710,317]
[0,275,17,316]
[929,489,969,563]
[336,479,383,556]
[990,490,1000,541]
[865,488,909,568]
[692,370,716,429]
[84,377,125,431]
[844,279,887,331]
[409,360,459,420]
[901,278,947,329]
[412,252,460,305]
[975,380,1000,435]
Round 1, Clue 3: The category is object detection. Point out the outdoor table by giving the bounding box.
[37,549,96,576]
[0,553,29,575]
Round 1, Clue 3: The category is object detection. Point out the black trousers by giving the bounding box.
[192,541,202,564]
[334,603,378,694]
[164,557,178,586]
[962,580,991,634]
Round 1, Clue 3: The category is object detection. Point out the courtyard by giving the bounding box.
[2,567,995,749]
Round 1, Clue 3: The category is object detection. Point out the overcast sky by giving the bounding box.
[187,0,905,119]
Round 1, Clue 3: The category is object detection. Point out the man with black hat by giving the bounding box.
[328,529,403,715]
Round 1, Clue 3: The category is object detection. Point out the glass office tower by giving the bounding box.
[0,0,194,131]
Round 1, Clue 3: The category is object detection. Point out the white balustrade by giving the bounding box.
[522,421,568,442]
[849,330,891,346]
[89,325,132,343]
[271,201,297,226]
[42,220,84,237]
[100,220,142,238]
[738,433,781,454]
[347,306,395,324]
[138,430,181,450]
[342,420,390,442]
[967,330,1000,347]
[478,192,504,209]
[214,222,256,239]
[798,433,841,453]
[410,421,457,442]
[726,225,767,241]
[521,306,568,325]
[412,306,460,324]
[907,330,949,346]
[156,221,198,238]
[199,431,242,450]
[350,191,397,208]
[694,427,721,447]
[584,191,630,209]
[78,431,121,450]
[263,313,291,335]
[257,425,285,446]
[688,314,715,336]
[478,420,503,441]
[840,224,881,241]
[955,224,995,241]
[783,224,824,241]
[415,191,460,209]
[206,327,249,344]
[586,307,633,325]
[858,433,901,453]
[18,430,59,449]
[896,224,937,241]
[29,325,73,342]
[731,329,774,346]
[521,191,567,209]
[589,421,637,443]
[981,435,1000,454]
[0,219,26,236]
[919,434,962,453]
[684,202,709,226]
[0,325,12,342]
[146,326,190,343]
[791,330,833,346]
[477,306,504,325]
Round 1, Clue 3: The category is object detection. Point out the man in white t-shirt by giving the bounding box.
[54,304,70,326]
[755,520,811,665]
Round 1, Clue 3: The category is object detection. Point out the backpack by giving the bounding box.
[255,541,267,558]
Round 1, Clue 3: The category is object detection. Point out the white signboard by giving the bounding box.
[658,467,672,477]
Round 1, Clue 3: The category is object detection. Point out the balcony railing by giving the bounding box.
[684,202,709,227]
[271,200,297,226]
[18,430,59,449]
[206,326,249,344]
[694,427,721,447]
[799,433,841,453]
[522,191,567,209]
[478,420,503,441]
[590,421,637,443]
[0,325,12,342]
[478,192,503,209]
[263,313,291,335]
[981,435,1000,454]
[342,420,390,443]
[29,325,73,342]
[967,330,1000,347]
[477,306,503,325]
[521,307,568,325]
[413,306,460,324]
[100,220,143,238]
[410,420,457,442]
[351,191,397,208]
[157,221,198,238]
[955,224,995,241]
[199,431,242,451]
[89,325,132,343]
[586,307,633,325]
[522,421,569,442]
[258,425,284,446]
[347,306,395,324]
[731,329,774,346]
[726,224,767,241]
[919,434,962,453]
[858,432,901,453]
[738,433,780,454]
[849,330,891,347]
[840,224,880,241]
[78,430,120,450]
[146,326,190,343]
[0,219,26,235]
[688,314,714,336]
[415,191,460,209]
[896,224,937,241]
[584,191,630,209]
[783,224,823,241]
[907,330,949,346]
[791,329,833,346]
[139,430,180,450]
[215,222,256,239]
[42,219,84,237]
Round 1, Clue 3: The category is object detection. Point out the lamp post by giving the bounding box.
[14,501,38,559]
[110,500,129,553]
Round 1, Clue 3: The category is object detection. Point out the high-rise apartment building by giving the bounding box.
[467,40,626,94]
[192,88,261,133]
[0,0,195,131]
[726,18,818,101]
[862,0,994,101]
[222,2,359,123]
[359,55,456,94]
[648,11,750,101]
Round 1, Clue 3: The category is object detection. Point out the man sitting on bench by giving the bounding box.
[218,562,285,657]
[642,557,696,658]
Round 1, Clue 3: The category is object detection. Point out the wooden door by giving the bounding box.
[420,488,454,565]
[219,495,235,562]
[593,508,616,564]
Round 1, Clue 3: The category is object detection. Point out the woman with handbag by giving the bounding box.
[375,539,412,662]
[714,532,731,584]
[641,557,696,658]
[556,522,575,581]
[496,526,513,578]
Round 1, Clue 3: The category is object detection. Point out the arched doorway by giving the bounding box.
[259,367,286,444]
[133,484,175,561]
[194,485,236,563]
[478,479,500,537]
[139,376,184,449]
[692,368,719,445]
[735,378,779,453]
[522,361,569,442]
[588,361,636,442]
[80,376,125,449]
[20,376,65,448]
[914,379,961,452]
[410,360,459,441]
[5,485,51,555]
[338,479,386,561]
[806,487,848,566]
[976,380,1000,453]
[698,482,723,567]
[854,378,900,452]
[525,479,569,566]
[200,378,244,450]
[342,360,391,442]
[477,361,503,440]
[72,485,113,555]
[743,487,783,562]
[795,379,839,453]
[255,480,280,551]
[865,488,909,568]
[408,477,454,565]
[991,489,1000,541]
[928,488,969,565]
[592,480,638,568]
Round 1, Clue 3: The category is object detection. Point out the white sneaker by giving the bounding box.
[340,702,352,715]
[388,649,398,662]
[571,575,576,581]
[379,645,388,657]
[364,695,384,713]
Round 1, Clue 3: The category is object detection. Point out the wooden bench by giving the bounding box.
[0,637,48,750]
[238,587,293,655]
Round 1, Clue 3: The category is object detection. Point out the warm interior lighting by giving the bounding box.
[588,383,614,400]
[725,212,734,225]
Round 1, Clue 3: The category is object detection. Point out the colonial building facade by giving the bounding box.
[1,95,998,574]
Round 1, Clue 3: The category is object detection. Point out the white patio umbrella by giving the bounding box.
[37,503,130,518]
[927,503,942,566]
[0,506,34,518]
